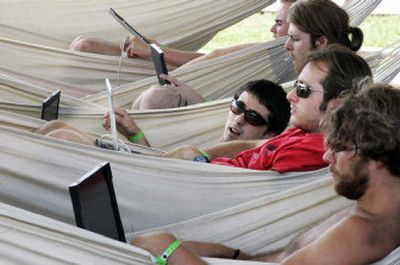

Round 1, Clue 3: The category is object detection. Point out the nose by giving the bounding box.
[285,38,293,51]
[270,24,276,34]
[323,148,335,164]
[287,88,298,102]
[234,112,246,125]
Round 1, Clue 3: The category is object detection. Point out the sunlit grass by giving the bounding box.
[202,12,400,52]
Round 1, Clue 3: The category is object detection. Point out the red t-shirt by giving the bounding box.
[211,127,327,173]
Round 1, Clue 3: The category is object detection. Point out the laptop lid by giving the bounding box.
[68,161,126,242]
[105,78,119,150]
[41,90,60,121]
[109,8,170,85]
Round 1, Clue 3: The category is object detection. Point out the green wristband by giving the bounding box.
[155,240,182,265]
[128,131,144,143]
[197,148,210,160]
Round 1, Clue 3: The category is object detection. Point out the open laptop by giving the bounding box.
[68,161,126,242]
[41,90,61,121]
[109,8,170,85]
[105,78,119,150]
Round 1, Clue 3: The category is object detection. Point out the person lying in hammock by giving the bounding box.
[131,83,400,265]
[70,0,296,67]
[36,79,290,148]
[132,0,365,109]
[164,45,373,173]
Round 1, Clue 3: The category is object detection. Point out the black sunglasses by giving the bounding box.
[230,98,268,126]
[294,80,324,98]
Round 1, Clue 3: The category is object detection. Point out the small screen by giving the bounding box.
[69,162,126,242]
[41,90,60,121]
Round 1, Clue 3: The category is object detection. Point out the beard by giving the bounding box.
[332,158,369,200]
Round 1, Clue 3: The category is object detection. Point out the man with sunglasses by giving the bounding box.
[165,45,372,173]
[36,79,290,148]
[131,83,400,265]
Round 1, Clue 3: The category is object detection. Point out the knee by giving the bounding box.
[69,37,96,52]
[139,86,181,110]
[35,120,69,134]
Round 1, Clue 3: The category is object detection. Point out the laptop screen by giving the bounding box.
[41,90,60,121]
[69,161,126,242]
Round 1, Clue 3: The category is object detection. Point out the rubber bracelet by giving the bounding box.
[197,148,210,161]
[155,240,182,265]
[128,131,144,143]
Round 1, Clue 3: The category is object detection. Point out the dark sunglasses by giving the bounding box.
[230,98,268,126]
[294,80,324,98]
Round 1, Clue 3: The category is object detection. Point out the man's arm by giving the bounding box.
[131,232,207,265]
[164,139,264,161]
[186,43,256,66]
[125,36,204,67]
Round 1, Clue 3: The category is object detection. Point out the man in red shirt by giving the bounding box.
[165,45,373,173]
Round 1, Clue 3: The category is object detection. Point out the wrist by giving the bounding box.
[153,240,182,265]
[128,131,144,143]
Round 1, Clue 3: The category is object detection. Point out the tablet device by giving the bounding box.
[150,43,170,85]
[69,161,126,242]
[109,8,170,85]
[105,78,119,150]
[41,90,61,121]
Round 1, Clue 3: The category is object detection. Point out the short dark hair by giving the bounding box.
[236,79,290,135]
[299,45,372,112]
[288,0,363,51]
[323,83,400,176]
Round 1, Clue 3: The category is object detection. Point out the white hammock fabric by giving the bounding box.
[0,0,277,51]
[0,186,398,265]
[0,124,329,231]
[0,0,379,103]
[1,40,399,150]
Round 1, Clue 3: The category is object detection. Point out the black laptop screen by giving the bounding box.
[41,90,60,121]
[69,162,126,242]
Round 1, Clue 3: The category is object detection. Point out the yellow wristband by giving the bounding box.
[197,148,210,160]
[128,131,144,142]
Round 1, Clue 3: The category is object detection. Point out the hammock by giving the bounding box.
[0,124,329,231]
[0,0,379,102]
[0,185,398,265]
[0,0,277,51]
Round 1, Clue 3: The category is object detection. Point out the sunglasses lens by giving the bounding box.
[244,112,266,126]
[230,99,266,126]
[295,81,311,98]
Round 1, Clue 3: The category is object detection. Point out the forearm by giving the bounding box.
[183,241,251,260]
[163,48,205,67]
[205,139,264,160]
[177,86,205,105]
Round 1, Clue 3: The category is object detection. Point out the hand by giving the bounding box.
[164,145,202,160]
[125,36,160,58]
[102,108,140,138]
[131,232,177,257]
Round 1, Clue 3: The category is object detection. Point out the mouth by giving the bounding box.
[229,127,241,137]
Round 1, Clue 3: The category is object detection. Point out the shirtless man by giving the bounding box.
[131,83,400,265]
[36,79,290,148]
[69,0,295,67]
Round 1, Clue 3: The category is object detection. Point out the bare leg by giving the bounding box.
[35,120,97,146]
[69,36,121,56]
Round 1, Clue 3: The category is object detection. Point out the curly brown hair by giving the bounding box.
[323,83,400,175]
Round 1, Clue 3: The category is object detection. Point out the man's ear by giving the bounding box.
[315,35,329,49]
[326,98,342,112]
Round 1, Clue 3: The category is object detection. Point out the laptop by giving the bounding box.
[109,8,170,85]
[41,90,61,121]
[105,78,119,150]
[68,161,126,242]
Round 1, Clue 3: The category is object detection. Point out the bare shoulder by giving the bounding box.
[281,214,400,265]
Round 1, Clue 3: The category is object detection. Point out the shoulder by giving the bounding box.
[282,214,399,265]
